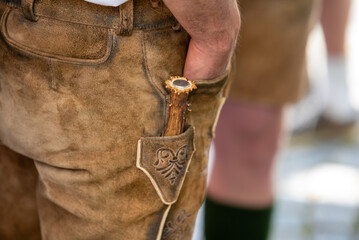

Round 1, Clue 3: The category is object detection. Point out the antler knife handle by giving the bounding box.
[163,77,196,136]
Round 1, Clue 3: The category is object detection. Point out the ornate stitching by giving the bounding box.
[162,209,192,240]
[154,145,188,185]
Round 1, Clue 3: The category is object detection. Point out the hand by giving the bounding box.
[163,0,240,80]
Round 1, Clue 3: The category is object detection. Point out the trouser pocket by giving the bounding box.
[1,7,115,65]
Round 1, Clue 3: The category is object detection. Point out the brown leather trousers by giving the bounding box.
[0,0,229,239]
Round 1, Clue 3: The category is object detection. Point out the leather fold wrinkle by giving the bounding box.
[118,0,133,35]
[21,0,38,21]
[192,69,231,95]
[189,70,231,138]
[0,7,115,64]
[137,126,195,205]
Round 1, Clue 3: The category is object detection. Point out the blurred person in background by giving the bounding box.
[205,0,356,240]
[292,0,355,133]
[205,0,355,239]
[204,0,320,239]
[320,0,356,128]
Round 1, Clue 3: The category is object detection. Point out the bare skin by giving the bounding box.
[163,0,241,80]
[208,99,284,208]
[321,0,352,55]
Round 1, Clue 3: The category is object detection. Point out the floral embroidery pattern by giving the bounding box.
[162,209,192,240]
[154,145,188,185]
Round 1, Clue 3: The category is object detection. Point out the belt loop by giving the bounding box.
[22,0,38,21]
[119,0,134,35]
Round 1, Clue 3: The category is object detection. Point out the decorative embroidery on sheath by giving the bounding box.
[162,209,192,240]
[154,145,188,185]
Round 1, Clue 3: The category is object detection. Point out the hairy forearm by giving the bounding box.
[163,0,240,79]
[163,0,240,51]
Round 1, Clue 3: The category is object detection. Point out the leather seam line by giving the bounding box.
[156,205,171,240]
[0,9,116,65]
[35,14,117,30]
[141,31,167,98]
[136,139,175,205]
[35,14,177,32]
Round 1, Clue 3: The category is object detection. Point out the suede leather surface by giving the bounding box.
[229,0,320,106]
[0,1,229,239]
[2,8,113,63]
[137,126,195,205]
[0,145,41,240]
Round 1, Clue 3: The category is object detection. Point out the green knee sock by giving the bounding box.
[204,197,273,240]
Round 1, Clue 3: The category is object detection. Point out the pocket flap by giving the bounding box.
[136,126,195,205]
[1,8,114,64]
